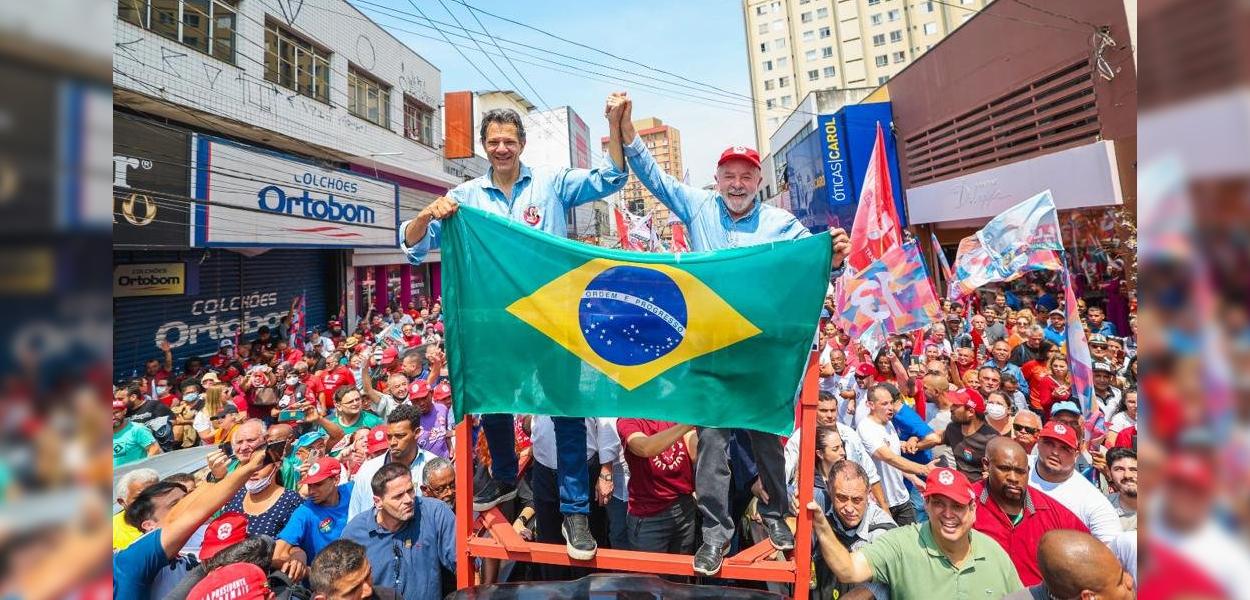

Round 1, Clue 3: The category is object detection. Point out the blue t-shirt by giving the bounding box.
[892,404,934,465]
[112,529,168,600]
[278,482,355,561]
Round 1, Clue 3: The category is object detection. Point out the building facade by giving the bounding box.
[741,0,989,155]
[112,0,458,376]
[600,117,684,247]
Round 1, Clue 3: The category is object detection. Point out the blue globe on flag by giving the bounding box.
[579,266,688,366]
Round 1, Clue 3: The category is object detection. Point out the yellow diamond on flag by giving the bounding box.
[506,258,762,390]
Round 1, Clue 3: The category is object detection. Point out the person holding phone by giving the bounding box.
[220,438,303,538]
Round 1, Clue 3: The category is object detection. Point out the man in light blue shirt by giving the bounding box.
[609,92,850,576]
[398,106,629,561]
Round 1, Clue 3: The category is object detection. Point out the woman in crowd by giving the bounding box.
[1030,355,1073,418]
[984,391,1014,435]
[221,455,303,538]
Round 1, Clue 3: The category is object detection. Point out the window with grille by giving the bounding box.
[118,0,236,63]
[404,95,434,146]
[348,66,390,128]
[264,20,331,104]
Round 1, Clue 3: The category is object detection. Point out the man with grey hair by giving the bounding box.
[1009,324,1054,366]
[400,104,629,561]
[420,457,455,511]
[810,460,896,600]
[206,418,267,482]
[113,468,160,551]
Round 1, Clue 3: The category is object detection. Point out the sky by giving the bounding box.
[356,0,757,186]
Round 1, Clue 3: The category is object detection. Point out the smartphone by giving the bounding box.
[263,440,288,465]
[278,409,305,422]
[218,441,233,458]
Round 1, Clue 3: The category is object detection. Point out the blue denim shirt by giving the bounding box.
[984,358,1030,396]
[623,136,817,252]
[400,159,628,264]
[341,500,457,600]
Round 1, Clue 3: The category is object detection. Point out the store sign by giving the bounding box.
[154,289,289,351]
[905,140,1123,225]
[114,114,192,247]
[192,136,399,248]
[114,263,186,297]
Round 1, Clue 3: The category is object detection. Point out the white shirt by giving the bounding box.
[1027,458,1124,544]
[818,348,839,395]
[305,336,335,358]
[1109,411,1136,433]
[784,424,880,487]
[857,418,909,508]
[1110,531,1137,585]
[347,448,439,521]
[531,416,621,470]
[1154,516,1250,600]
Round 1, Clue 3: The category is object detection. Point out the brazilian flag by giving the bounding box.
[442,206,831,435]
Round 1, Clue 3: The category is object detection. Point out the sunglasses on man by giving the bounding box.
[1013,424,1040,435]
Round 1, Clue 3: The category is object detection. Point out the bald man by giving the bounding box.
[1002,529,1134,599]
[972,438,1087,586]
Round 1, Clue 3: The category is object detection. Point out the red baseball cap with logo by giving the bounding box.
[855,363,876,378]
[200,512,249,560]
[380,347,399,365]
[923,467,975,504]
[433,381,452,401]
[1038,420,1078,450]
[366,425,389,454]
[717,145,761,169]
[299,457,342,486]
[955,388,986,416]
[1165,453,1214,493]
[409,380,431,398]
[187,562,269,600]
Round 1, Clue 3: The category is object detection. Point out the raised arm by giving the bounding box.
[616,96,705,225]
[808,501,875,584]
[159,449,265,558]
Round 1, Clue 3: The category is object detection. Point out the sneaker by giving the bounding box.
[471,479,517,512]
[693,542,728,576]
[761,516,796,551]
[560,513,598,560]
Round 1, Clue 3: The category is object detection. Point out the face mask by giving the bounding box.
[244,471,274,494]
[985,404,1009,420]
[286,376,299,387]
[183,392,200,404]
[155,386,167,396]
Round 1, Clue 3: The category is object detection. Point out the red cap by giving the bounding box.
[956,388,986,416]
[381,347,399,365]
[199,512,248,560]
[408,380,431,398]
[923,467,975,504]
[187,563,269,600]
[433,381,452,401]
[855,363,876,378]
[717,145,761,168]
[1165,453,1214,493]
[1038,421,1078,450]
[299,457,342,486]
[366,425,389,454]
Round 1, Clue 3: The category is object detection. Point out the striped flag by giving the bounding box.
[1062,269,1095,415]
[930,230,954,283]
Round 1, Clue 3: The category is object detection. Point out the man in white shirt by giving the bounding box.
[841,363,875,429]
[347,404,438,521]
[856,384,936,525]
[786,392,888,510]
[1027,421,1123,544]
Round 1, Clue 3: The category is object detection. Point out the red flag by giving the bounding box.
[613,207,638,251]
[847,122,902,272]
[671,221,690,253]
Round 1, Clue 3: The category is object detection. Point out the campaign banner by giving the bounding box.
[838,240,941,355]
[191,135,398,248]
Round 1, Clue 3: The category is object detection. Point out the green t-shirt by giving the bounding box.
[329,411,382,439]
[860,522,1023,600]
[113,421,156,467]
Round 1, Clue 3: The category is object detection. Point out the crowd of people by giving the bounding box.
[112,97,1144,600]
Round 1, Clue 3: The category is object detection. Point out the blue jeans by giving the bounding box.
[909,485,928,523]
[481,414,589,514]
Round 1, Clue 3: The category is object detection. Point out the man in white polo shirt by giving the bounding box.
[1028,420,1123,544]
[857,384,937,525]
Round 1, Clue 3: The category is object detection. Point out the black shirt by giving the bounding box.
[1009,341,1053,366]
[942,421,1001,482]
[127,399,177,451]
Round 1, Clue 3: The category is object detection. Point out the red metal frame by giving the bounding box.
[454,358,821,598]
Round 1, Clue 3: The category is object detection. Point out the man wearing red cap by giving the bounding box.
[187,563,273,600]
[604,93,852,574]
[275,458,354,577]
[1027,420,1123,544]
[415,381,452,459]
[809,466,1023,599]
[941,388,1000,483]
[973,437,1088,586]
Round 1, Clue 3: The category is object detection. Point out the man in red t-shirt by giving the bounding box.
[616,419,697,554]
[318,361,356,410]
[974,437,1088,586]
